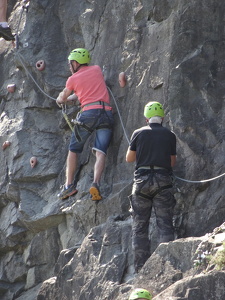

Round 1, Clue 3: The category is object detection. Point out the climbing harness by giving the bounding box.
[71,105,113,142]
[72,118,93,133]
[135,184,173,200]
[81,100,112,111]
[61,105,74,132]
[71,117,89,143]
[134,168,173,200]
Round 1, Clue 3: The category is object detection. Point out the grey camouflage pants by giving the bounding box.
[129,170,176,273]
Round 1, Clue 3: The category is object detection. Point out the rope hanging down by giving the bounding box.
[107,86,130,144]
[15,52,57,101]
[15,1,30,49]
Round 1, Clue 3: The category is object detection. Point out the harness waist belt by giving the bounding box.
[138,166,167,170]
[82,101,112,111]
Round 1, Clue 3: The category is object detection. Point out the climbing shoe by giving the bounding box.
[89,183,102,201]
[57,184,78,200]
[0,25,15,41]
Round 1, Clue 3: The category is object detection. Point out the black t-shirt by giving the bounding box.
[129,123,176,170]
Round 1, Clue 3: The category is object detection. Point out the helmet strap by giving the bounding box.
[70,61,76,74]
[70,61,82,74]
[75,64,82,72]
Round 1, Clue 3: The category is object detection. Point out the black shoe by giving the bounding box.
[0,25,15,41]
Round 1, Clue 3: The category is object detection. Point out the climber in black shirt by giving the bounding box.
[126,101,177,273]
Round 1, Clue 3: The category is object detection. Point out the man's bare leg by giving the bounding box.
[0,0,7,22]
[65,150,77,187]
[93,151,105,184]
[90,151,106,200]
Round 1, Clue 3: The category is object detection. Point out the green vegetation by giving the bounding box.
[211,242,225,270]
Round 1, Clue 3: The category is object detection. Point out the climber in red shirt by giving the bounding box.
[56,48,114,201]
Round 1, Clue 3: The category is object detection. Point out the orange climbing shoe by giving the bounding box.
[89,183,102,201]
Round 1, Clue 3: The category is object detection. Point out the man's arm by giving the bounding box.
[126,148,136,162]
[171,155,176,167]
[56,88,73,105]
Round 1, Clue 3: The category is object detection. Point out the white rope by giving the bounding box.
[175,172,225,183]
[107,86,130,144]
[15,52,57,101]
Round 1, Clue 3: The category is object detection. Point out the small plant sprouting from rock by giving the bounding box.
[194,250,211,268]
[210,242,225,270]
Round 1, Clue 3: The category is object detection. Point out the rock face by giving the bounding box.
[0,0,225,299]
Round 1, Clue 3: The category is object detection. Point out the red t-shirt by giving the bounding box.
[66,65,110,108]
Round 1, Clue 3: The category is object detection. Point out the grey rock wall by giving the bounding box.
[0,0,225,299]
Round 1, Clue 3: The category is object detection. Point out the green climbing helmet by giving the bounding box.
[68,48,91,64]
[129,288,152,300]
[144,101,164,119]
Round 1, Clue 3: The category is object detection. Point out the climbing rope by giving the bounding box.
[15,1,29,36]
[14,4,73,131]
[15,51,75,131]
[13,3,77,131]
[14,2,56,101]
[107,86,130,144]
[15,52,57,101]
[15,1,29,49]
[174,172,225,183]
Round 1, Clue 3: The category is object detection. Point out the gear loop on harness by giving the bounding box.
[71,104,113,142]
[72,118,93,143]
[136,184,173,201]
[61,104,74,132]
[71,111,94,142]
